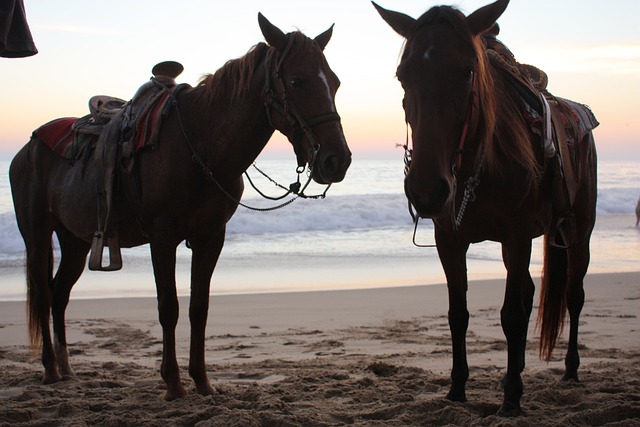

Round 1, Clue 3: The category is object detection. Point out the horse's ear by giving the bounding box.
[372,2,416,39]
[258,13,287,50]
[467,0,510,36]
[485,23,500,37]
[314,24,334,51]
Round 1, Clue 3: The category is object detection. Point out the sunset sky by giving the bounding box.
[1,0,638,161]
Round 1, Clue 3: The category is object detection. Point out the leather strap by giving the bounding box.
[549,100,576,206]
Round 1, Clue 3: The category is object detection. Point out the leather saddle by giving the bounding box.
[483,34,599,248]
[88,61,184,271]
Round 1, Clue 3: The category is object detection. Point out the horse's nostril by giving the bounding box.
[405,176,451,218]
[323,154,339,175]
[316,151,350,184]
[434,178,450,205]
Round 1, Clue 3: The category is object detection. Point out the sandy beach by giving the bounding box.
[1,272,639,426]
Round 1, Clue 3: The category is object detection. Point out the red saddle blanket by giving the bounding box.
[34,90,173,159]
[33,117,79,158]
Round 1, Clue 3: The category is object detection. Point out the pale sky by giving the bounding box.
[1,0,639,161]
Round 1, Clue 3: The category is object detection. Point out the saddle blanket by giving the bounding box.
[485,42,598,155]
[33,117,79,158]
[34,89,174,159]
[554,96,599,141]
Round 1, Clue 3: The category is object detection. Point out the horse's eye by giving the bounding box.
[290,78,303,88]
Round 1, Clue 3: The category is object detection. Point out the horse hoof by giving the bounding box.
[445,388,467,403]
[562,372,579,382]
[58,365,75,378]
[196,382,218,396]
[164,384,188,401]
[497,402,524,417]
[42,368,63,384]
[42,364,62,384]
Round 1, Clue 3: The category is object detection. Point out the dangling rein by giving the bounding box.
[173,93,328,213]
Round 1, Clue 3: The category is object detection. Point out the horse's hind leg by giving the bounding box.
[11,143,62,383]
[563,133,596,380]
[25,239,61,384]
[563,240,590,381]
[51,229,91,377]
[19,220,59,383]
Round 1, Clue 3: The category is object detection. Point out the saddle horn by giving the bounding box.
[151,61,184,79]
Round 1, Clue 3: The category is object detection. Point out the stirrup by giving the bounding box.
[89,231,123,271]
[549,217,575,249]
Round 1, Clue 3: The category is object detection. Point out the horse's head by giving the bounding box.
[259,13,351,185]
[374,0,507,219]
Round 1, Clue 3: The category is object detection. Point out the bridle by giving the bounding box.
[404,63,483,246]
[263,35,341,176]
[175,35,342,212]
[454,70,477,173]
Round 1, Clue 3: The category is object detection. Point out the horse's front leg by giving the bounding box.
[150,239,186,400]
[498,239,533,416]
[435,230,470,402]
[187,230,225,396]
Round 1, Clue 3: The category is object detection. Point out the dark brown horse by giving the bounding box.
[9,14,351,400]
[374,0,597,416]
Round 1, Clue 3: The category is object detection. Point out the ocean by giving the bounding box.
[0,158,638,301]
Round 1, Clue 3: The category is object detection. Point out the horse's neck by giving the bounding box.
[180,81,275,180]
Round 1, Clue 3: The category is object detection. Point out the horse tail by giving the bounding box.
[537,235,569,361]
[11,141,53,351]
[26,262,39,349]
[26,241,54,350]
[25,253,37,349]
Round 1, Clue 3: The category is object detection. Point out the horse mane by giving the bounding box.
[196,43,271,107]
[483,51,539,177]
[195,32,316,108]
[410,6,539,177]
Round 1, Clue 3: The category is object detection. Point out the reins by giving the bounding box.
[173,36,340,212]
[452,70,484,230]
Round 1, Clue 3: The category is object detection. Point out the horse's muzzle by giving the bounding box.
[313,148,351,184]
[404,175,452,218]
